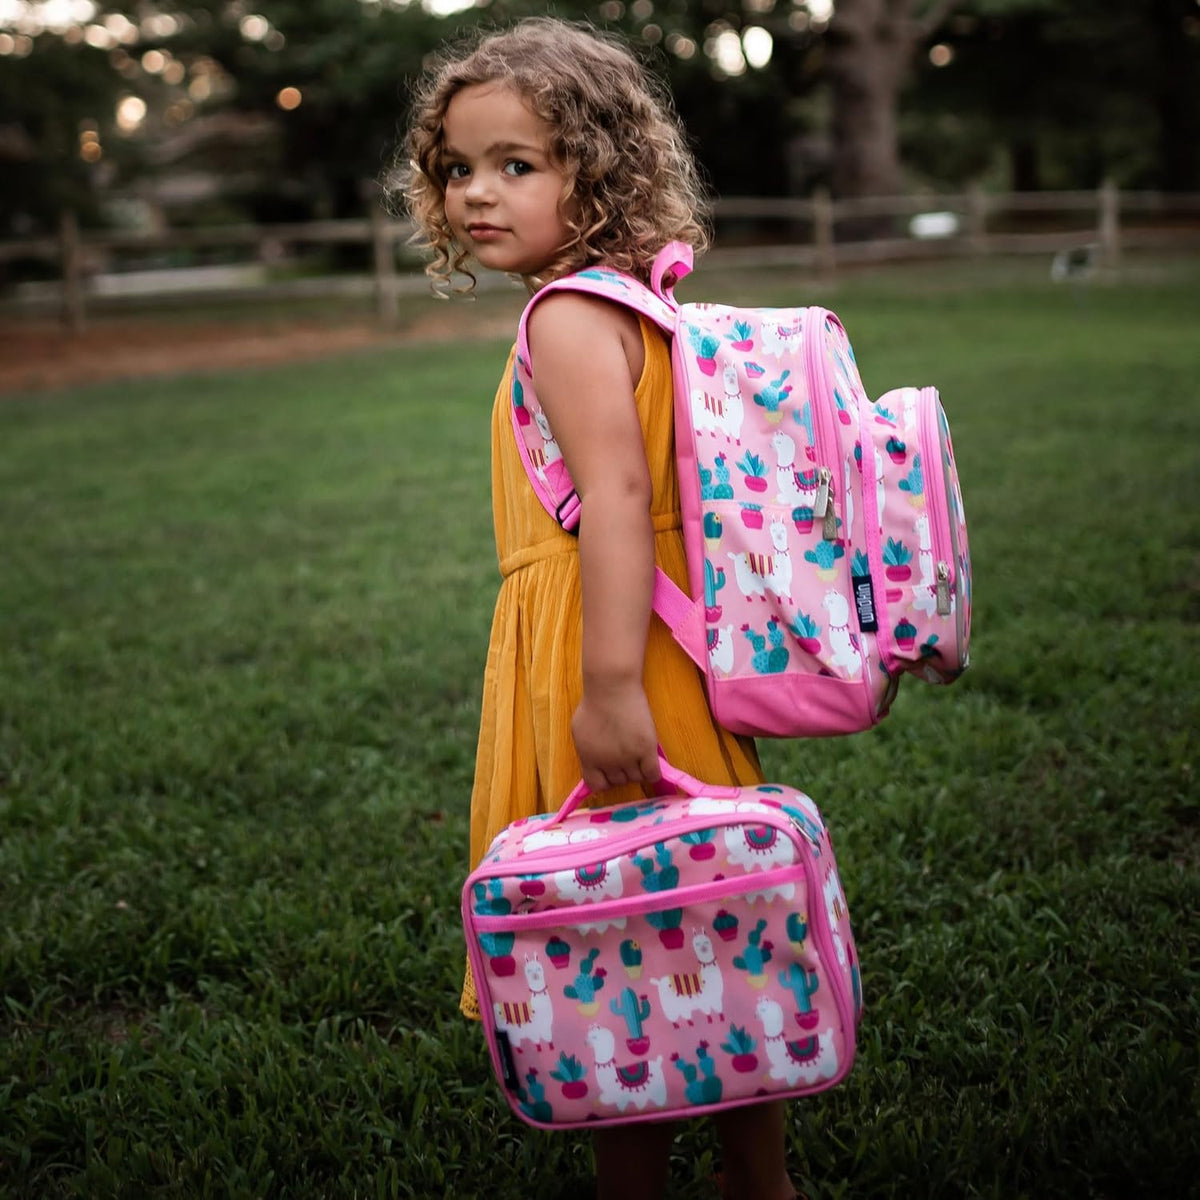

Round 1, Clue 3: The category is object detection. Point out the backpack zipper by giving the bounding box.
[916,387,955,618]
[803,309,841,543]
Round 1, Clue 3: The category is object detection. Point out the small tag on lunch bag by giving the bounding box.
[853,574,879,632]
[496,1032,519,1091]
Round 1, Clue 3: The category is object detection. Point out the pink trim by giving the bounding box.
[470,863,804,932]
[918,386,954,585]
[711,671,874,739]
[508,1061,856,1131]
[537,753,738,830]
[858,392,896,675]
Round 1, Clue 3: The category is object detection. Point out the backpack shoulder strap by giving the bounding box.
[510,244,690,533]
[508,243,708,671]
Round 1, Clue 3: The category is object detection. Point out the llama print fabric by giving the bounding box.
[464,778,863,1128]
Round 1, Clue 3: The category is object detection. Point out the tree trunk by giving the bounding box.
[826,0,915,198]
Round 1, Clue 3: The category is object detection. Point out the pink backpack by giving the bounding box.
[513,242,972,737]
[463,756,862,1128]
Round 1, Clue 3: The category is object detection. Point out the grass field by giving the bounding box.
[2,255,1198,1199]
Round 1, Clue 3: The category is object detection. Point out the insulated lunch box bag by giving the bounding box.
[463,758,863,1128]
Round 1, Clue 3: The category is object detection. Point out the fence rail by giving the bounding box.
[4,185,1199,331]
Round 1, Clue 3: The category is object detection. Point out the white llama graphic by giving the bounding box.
[708,623,735,677]
[822,590,862,678]
[691,366,745,445]
[522,826,604,853]
[756,996,839,1086]
[587,1025,668,1112]
[911,514,939,618]
[728,519,793,603]
[724,823,797,873]
[530,411,562,483]
[650,929,725,1026]
[493,954,554,1052]
[770,431,806,504]
[823,866,849,967]
[760,315,803,360]
[554,859,625,906]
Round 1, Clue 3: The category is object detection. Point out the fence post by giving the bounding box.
[370,192,398,325]
[967,184,989,255]
[59,209,85,334]
[1098,179,1120,268]
[813,187,835,277]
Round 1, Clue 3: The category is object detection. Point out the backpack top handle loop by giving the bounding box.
[650,241,694,305]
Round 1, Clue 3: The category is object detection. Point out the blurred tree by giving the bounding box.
[905,0,1200,190]
[0,33,124,236]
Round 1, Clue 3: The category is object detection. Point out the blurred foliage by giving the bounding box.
[0,0,1197,237]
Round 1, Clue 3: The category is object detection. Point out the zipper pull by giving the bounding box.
[935,561,952,615]
[815,467,837,540]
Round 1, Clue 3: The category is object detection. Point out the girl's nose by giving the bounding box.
[464,170,493,205]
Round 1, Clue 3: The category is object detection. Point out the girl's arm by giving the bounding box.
[527,292,662,794]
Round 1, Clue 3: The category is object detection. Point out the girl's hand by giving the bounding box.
[572,681,662,794]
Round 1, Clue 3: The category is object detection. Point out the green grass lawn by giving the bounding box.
[2,255,1198,1199]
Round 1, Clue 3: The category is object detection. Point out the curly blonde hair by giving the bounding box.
[394,17,710,294]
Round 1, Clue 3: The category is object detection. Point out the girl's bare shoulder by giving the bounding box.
[526,291,644,389]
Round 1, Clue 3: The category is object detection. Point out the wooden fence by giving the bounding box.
[3,184,1199,332]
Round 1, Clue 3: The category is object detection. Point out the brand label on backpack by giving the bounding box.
[853,575,879,632]
[496,1031,519,1091]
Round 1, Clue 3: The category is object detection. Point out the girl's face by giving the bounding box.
[440,83,572,280]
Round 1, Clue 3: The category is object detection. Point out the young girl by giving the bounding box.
[400,18,796,1200]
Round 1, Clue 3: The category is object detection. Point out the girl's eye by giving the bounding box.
[503,160,533,177]
[444,163,469,181]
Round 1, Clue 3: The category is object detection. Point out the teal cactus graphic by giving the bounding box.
[735,450,768,484]
[899,453,924,500]
[780,962,820,1014]
[549,1052,589,1099]
[883,538,912,568]
[610,987,652,1043]
[632,843,684,947]
[472,880,515,974]
[753,370,793,420]
[793,399,815,445]
[703,558,726,613]
[515,1068,553,1123]
[720,1024,760,1072]
[743,619,789,675]
[703,511,723,545]
[671,1041,723,1105]
[787,610,822,649]
[804,540,846,573]
[732,918,774,985]
[726,319,755,349]
[873,401,897,424]
[681,827,717,860]
[786,912,808,948]
[885,435,907,463]
[894,618,917,648]
[688,326,721,359]
[563,947,607,1009]
[919,634,944,661]
[851,549,870,577]
[700,454,735,501]
[620,938,644,977]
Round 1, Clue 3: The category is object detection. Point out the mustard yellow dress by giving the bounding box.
[461,316,763,1019]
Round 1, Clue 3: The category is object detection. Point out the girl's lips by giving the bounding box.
[468,225,506,240]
